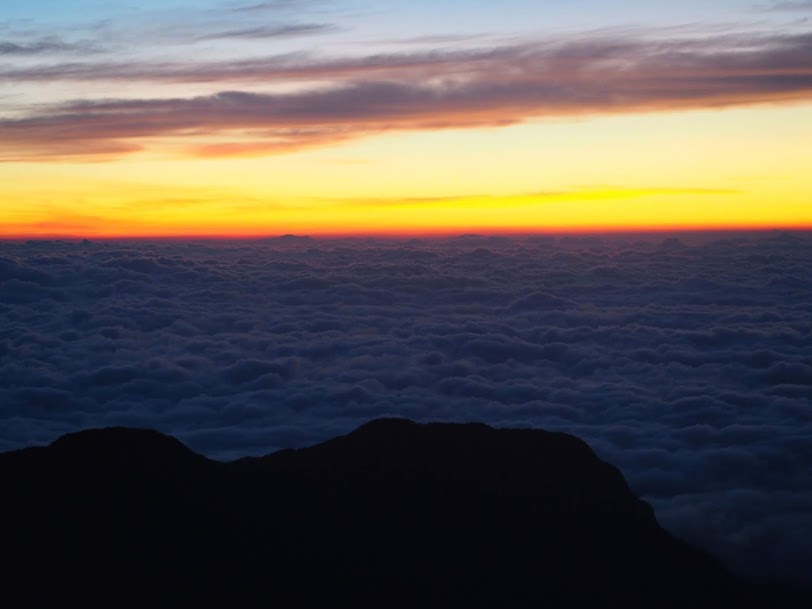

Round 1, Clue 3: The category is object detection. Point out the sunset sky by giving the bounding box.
[1,0,811,237]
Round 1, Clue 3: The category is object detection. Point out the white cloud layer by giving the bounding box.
[1,231,810,581]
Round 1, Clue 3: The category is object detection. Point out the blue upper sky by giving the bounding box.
[2,1,807,44]
[2,0,808,78]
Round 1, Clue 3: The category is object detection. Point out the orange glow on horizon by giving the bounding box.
[2,105,810,239]
[3,222,811,242]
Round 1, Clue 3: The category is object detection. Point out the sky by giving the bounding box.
[1,0,811,236]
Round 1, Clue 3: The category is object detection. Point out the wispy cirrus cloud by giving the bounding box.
[760,1,812,11]
[228,0,327,12]
[0,0,337,58]
[0,36,98,55]
[196,23,337,41]
[5,30,809,85]
[1,30,811,160]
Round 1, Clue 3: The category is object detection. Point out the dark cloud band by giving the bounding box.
[1,31,811,159]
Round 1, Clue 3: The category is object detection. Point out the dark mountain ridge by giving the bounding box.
[1,419,806,607]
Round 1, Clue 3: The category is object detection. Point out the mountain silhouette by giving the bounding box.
[1,419,806,607]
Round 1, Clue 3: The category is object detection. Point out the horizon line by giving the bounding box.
[2,225,811,242]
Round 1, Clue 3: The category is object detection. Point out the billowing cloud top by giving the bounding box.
[1,232,810,582]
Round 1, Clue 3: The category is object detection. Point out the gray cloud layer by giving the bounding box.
[1,31,811,159]
[1,232,810,582]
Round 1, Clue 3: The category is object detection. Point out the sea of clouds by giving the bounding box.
[1,231,810,581]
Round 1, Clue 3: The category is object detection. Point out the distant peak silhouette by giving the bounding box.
[48,426,205,465]
[263,233,314,243]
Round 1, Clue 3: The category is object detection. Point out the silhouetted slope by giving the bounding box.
[0,419,804,608]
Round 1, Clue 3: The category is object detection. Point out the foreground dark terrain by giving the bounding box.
[1,419,807,607]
